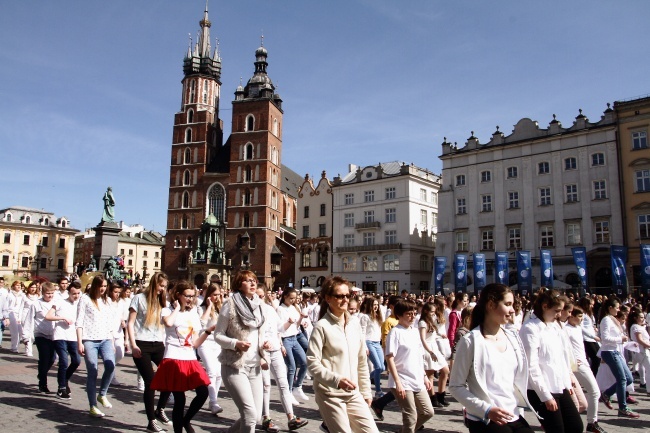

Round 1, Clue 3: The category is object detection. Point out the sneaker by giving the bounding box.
[89,406,105,418]
[375,391,385,399]
[97,395,113,408]
[146,419,166,433]
[210,403,223,415]
[293,387,310,401]
[586,422,608,433]
[56,388,71,400]
[618,408,640,418]
[38,384,51,394]
[288,417,308,430]
[289,393,302,406]
[262,417,280,432]
[319,422,330,433]
[66,385,71,395]
[600,393,613,410]
[626,395,639,405]
[111,376,121,386]
[371,401,384,421]
[155,409,171,425]
[137,375,145,391]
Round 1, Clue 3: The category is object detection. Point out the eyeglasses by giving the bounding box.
[331,294,351,300]
[181,294,195,299]
[244,279,257,284]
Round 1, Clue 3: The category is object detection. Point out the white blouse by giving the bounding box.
[75,294,113,341]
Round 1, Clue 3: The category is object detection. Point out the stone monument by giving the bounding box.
[93,187,122,271]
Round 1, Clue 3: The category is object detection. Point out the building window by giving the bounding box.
[420,188,427,201]
[318,248,328,267]
[640,214,650,239]
[155,251,159,258]
[431,192,438,205]
[21,256,29,268]
[566,223,581,245]
[362,256,378,272]
[420,210,427,225]
[3,233,10,243]
[187,109,193,123]
[383,281,398,293]
[304,206,309,218]
[182,191,190,208]
[595,220,610,244]
[244,143,254,160]
[456,175,466,186]
[385,230,397,244]
[363,232,375,246]
[207,184,225,221]
[301,251,311,267]
[344,193,354,205]
[246,115,255,132]
[385,208,396,223]
[185,128,192,143]
[384,254,399,271]
[636,170,650,192]
[342,256,356,271]
[633,131,648,150]
[5,213,11,222]
[1,255,8,267]
[344,234,355,247]
[320,204,326,216]
[23,235,30,245]
[481,170,492,182]
[538,161,550,175]
[592,153,605,166]
[457,198,467,215]
[508,192,519,209]
[481,195,493,212]
[507,167,518,178]
[539,187,552,206]
[243,213,250,227]
[243,188,253,206]
[593,180,607,199]
[385,187,396,199]
[143,250,148,257]
[456,232,468,251]
[565,184,578,203]
[565,157,577,170]
[420,255,429,271]
[481,230,494,251]
[508,227,521,249]
[364,211,375,223]
[319,223,326,237]
[540,225,554,247]
[58,238,65,248]
[364,190,375,202]
[302,225,310,238]
[42,236,48,247]
[155,261,159,268]
[57,258,64,270]
[344,213,354,227]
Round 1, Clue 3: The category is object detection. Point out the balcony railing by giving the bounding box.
[355,221,381,230]
[336,243,402,253]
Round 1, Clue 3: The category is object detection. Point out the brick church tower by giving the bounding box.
[164,5,298,290]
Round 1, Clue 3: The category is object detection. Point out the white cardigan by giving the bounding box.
[449,327,538,424]
[599,315,624,352]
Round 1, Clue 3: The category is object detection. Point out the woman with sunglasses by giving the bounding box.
[214,270,268,433]
[307,276,379,433]
[150,280,213,433]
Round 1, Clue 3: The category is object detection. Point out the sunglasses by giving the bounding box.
[331,293,351,300]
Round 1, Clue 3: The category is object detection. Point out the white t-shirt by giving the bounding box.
[385,324,425,392]
[484,341,519,423]
[277,303,301,338]
[565,323,589,364]
[161,308,201,361]
[53,290,69,302]
[631,323,650,348]
[129,293,165,342]
[52,298,79,341]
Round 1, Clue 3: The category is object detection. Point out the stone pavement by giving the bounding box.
[1,331,649,432]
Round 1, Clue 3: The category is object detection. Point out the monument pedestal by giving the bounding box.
[93,221,122,271]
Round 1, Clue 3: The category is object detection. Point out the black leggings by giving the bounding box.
[172,386,209,433]
[133,340,171,420]
[467,416,534,433]
[527,389,583,433]
[584,341,601,377]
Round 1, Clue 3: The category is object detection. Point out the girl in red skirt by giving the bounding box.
[151,281,215,433]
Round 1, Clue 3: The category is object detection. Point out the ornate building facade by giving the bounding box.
[164,6,299,290]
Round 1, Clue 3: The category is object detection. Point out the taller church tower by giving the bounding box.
[164,6,298,289]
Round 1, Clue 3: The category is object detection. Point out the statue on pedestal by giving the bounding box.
[101,187,116,223]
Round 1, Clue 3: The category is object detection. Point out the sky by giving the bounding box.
[1,1,649,232]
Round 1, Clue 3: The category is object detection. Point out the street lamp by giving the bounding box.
[35,243,43,277]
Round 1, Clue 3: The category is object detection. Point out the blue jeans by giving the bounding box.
[366,340,384,393]
[34,336,56,387]
[54,340,81,389]
[282,335,307,390]
[601,350,633,410]
[83,339,115,407]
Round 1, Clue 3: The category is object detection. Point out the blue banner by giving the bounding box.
[473,253,486,295]
[571,247,588,295]
[454,254,467,293]
[516,251,532,296]
[495,252,509,285]
[610,245,628,297]
[432,256,447,296]
[540,250,554,288]
[641,245,650,297]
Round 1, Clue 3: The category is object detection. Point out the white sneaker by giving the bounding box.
[137,375,145,391]
[97,395,113,408]
[111,376,121,386]
[89,406,105,418]
[289,393,302,406]
[293,387,310,401]
[210,403,223,415]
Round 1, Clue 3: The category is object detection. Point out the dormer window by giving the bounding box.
[25,215,31,224]
[5,213,11,222]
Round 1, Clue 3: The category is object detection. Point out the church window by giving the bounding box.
[184,148,191,164]
[185,128,192,143]
[244,189,251,206]
[273,119,278,136]
[183,170,191,186]
[187,236,193,249]
[182,191,190,208]
[207,183,225,221]
[181,215,188,229]
[187,109,194,123]
[179,254,187,269]
[189,80,196,103]
[245,143,254,160]
[243,213,250,227]
[246,114,255,132]
[245,166,252,182]
[202,81,208,103]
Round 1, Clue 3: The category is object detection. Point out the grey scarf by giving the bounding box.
[232,291,265,329]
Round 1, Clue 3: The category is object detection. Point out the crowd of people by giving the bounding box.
[0,273,649,433]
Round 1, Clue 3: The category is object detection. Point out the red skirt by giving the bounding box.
[150,358,210,392]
